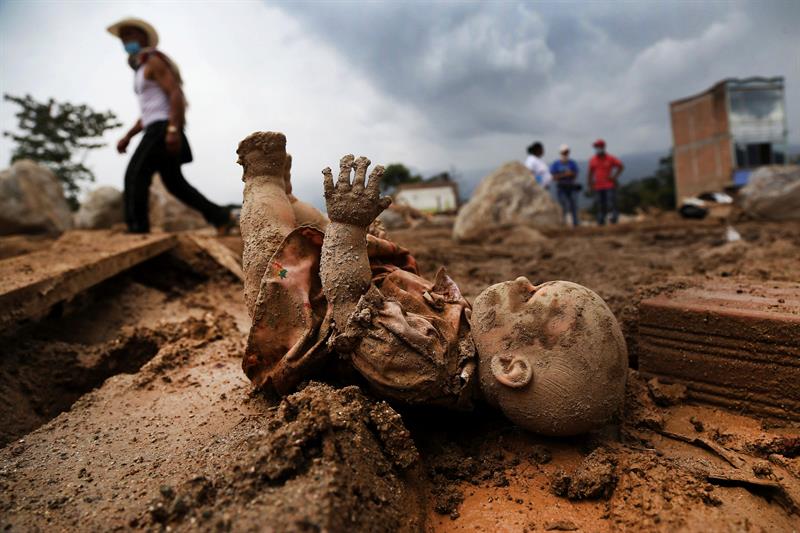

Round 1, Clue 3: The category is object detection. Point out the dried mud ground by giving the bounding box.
[1,217,800,532]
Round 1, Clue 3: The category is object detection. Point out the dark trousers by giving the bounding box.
[595,188,618,225]
[124,121,228,233]
[557,186,580,226]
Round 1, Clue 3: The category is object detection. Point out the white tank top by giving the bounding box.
[134,63,171,128]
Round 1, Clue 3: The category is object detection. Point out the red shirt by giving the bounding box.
[589,153,622,191]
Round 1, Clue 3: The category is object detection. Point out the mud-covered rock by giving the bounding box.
[74,186,124,229]
[0,160,73,235]
[453,161,561,242]
[740,165,800,221]
[149,173,209,231]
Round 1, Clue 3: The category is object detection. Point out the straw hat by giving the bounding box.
[107,17,159,47]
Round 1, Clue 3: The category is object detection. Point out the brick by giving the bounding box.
[638,278,800,421]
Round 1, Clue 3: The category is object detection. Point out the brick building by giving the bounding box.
[669,77,788,203]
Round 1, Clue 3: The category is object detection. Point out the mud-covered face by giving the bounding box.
[471,278,628,436]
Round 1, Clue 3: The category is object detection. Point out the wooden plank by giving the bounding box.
[0,230,177,327]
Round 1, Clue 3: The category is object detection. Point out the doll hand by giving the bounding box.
[323,155,391,228]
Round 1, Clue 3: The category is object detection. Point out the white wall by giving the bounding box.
[395,186,457,213]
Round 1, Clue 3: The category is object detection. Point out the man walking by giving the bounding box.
[550,144,580,226]
[587,139,624,225]
[108,18,232,233]
[524,141,553,189]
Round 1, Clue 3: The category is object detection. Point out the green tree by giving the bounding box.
[616,154,676,214]
[3,93,122,209]
[381,163,422,192]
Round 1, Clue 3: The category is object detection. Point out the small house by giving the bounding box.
[669,76,788,202]
[394,179,460,214]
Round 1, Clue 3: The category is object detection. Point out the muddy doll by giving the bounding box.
[237,132,627,436]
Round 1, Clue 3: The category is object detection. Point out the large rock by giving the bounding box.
[453,161,561,242]
[149,173,208,231]
[0,160,73,235]
[739,165,800,221]
[74,186,124,229]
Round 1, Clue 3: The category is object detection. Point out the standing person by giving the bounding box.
[524,142,553,189]
[587,139,624,225]
[550,144,580,226]
[108,18,232,234]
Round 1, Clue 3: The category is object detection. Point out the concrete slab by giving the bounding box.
[638,278,800,421]
[0,230,177,328]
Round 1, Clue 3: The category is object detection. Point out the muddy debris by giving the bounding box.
[647,377,688,406]
[133,382,422,532]
[551,448,618,500]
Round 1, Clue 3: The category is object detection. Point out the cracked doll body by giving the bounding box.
[237,131,627,435]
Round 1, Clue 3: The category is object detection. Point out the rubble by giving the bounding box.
[453,161,561,242]
[0,160,73,235]
[2,217,800,532]
[74,186,125,229]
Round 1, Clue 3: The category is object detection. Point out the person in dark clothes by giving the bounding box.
[108,18,233,234]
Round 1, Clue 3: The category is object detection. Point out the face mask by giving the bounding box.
[595,148,605,155]
[124,41,142,55]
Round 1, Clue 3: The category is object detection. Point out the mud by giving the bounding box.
[1,217,800,532]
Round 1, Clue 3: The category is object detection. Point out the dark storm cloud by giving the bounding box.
[278,2,557,137]
[275,1,799,151]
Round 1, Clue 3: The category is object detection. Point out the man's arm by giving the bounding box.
[146,54,185,153]
[587,165,595,191]
[320,155,391,329]
[611,160,625,183]
[117,119,143,154]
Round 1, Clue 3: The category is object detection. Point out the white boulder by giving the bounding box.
[0,160,73,235]
[740,165,800,221]
[453,161,561,242]
[74,186,125,229]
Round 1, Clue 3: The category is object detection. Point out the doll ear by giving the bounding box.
[490,354,533,389]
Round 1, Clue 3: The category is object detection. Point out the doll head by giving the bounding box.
[471,277,627,436]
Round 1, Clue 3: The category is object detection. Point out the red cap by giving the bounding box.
[593,138,606,148]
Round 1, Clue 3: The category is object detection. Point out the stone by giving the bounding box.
[740,165,800,221]
[0,160,73,235]
[74,186,124,229]
[149,173,208,231]
[453,161,561,242]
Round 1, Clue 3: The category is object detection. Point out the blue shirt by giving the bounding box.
[550,159,579,187]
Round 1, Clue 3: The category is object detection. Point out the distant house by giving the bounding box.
[394,179,460,214]
[669,76,788,202]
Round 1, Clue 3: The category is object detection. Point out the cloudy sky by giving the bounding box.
[1,0,798,207]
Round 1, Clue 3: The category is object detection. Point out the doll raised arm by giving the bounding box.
[319,155,391,329]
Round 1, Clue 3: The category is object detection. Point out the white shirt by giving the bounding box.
[524,155,553,188]
[134,64,171,128]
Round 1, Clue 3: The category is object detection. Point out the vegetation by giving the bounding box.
[3,93,122,209]
[380,163,422,192]
[381,163,458,193]
[616,153,676,214]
